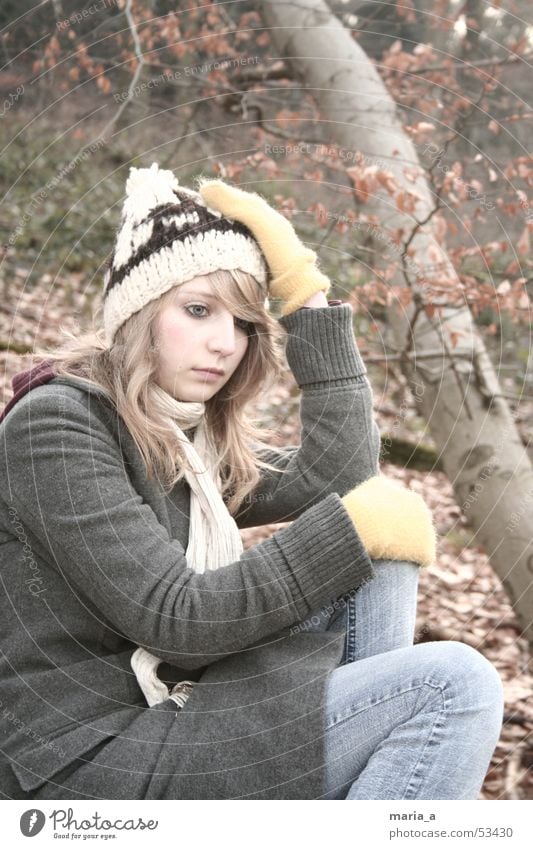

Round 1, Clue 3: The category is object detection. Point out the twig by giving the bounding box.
[395,87,492,419]
[505,749,525,800]
[503,711,533,729]
[98,0,145,142]
[235,63,290,84]
[408,52,533,75]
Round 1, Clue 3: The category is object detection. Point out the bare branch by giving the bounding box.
[98,0,145,142]
[408,51,533,76]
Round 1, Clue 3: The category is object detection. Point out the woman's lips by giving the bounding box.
[192,369,224,381]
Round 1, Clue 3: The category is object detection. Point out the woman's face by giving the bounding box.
[153,275,252,402]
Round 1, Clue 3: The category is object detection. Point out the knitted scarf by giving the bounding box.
[130,385,244,709]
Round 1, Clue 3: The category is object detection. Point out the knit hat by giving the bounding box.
[102,162,269,345]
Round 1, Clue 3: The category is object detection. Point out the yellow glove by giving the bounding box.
[197,178,331,315]
[341,475,437,568]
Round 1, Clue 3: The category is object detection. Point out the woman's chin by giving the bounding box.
[171,386,217,403]
[156,373,221,403]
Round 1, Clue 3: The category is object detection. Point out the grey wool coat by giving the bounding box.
[0,304,381,800]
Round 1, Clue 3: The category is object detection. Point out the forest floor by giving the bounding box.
[1,266,532,801]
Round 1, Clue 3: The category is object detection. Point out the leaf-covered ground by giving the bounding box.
[1,270,531,800]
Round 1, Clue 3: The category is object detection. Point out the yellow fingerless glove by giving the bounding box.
[341,475,437,568]
[197,178,331,315]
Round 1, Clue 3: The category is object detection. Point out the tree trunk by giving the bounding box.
[260,0,533,648]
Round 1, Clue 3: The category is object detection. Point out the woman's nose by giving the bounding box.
[207,314,238,356]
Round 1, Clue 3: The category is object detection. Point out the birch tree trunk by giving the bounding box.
[260,0,533,648]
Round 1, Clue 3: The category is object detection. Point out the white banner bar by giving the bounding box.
[3,799,532,848]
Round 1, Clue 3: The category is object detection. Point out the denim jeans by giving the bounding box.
[304,559,505,800]
[5,560,504,802]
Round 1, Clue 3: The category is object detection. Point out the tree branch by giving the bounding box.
[407,51,533,75]
[98,0,145,141]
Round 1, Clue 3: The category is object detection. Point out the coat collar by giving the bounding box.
[0,359,108,425]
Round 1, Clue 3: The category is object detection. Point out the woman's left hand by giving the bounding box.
[341,476,437,568]
[198,178,331,316]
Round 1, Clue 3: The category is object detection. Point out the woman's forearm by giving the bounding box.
[234,305,381,528]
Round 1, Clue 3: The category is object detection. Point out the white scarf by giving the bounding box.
[130,386,244,708]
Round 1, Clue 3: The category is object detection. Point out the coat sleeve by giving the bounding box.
[234,304,381,528]
[0,389,374,671]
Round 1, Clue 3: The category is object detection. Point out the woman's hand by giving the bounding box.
[341,475,437,568]
[198,178,331,315]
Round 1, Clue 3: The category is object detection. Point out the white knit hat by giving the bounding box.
[102,162,269,345]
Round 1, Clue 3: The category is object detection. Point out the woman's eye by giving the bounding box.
[234,317,254,334]
[186,304,209,318]
[185,304,253,333]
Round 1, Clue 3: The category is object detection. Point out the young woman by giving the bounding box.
[0,163,503,800]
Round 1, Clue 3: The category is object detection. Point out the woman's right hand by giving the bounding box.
[197,178,331,316]
[341,475,437,568]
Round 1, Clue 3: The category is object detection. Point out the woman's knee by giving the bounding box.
[423,640,504,716]
[443,640,502,686]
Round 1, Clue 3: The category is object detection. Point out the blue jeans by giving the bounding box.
[305,559,504,800]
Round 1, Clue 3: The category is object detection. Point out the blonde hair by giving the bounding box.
[37,268,290,514]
